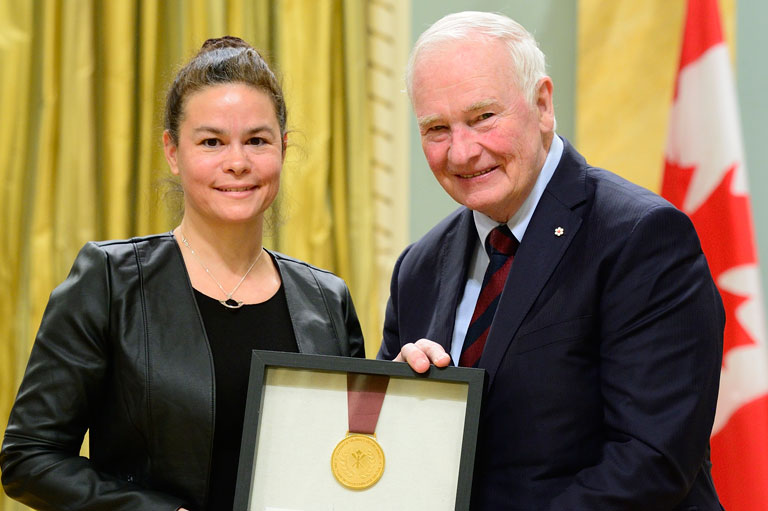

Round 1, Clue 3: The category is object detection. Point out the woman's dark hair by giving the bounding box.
[164,36,287,144]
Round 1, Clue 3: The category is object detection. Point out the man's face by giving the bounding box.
[412,38,554,222]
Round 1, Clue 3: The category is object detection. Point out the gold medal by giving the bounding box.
[333,373,389,490]
[331,433,385,490]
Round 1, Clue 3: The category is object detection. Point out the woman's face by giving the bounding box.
[163,83,285,228]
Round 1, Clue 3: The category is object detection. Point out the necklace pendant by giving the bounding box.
[220,298,245,309]
[180,231,263,311]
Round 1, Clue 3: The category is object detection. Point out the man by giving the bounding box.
[378,11,724,510]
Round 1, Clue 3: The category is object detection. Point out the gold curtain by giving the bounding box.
[576,0,736,192]
[0,1,375,509]
[272,0,379,356]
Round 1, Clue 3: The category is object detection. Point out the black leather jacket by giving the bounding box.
[1,233,364,510]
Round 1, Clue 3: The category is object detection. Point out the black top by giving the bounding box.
[194,284,298,511]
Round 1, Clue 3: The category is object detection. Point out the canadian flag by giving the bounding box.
[662,0,768,508]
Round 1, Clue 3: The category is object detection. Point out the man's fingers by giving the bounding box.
[413,339,451,367]
[395,339,451,373]
[398,342,430,373]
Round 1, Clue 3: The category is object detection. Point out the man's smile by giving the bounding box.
[459,166,499,179]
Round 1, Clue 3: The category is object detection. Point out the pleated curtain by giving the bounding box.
[0,3,378,509]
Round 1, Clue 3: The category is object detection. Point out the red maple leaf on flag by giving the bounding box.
[663,161,758,356]
[662,1,768,509]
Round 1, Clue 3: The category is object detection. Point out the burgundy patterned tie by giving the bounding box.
[459,225,519,367]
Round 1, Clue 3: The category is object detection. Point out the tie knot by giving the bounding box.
[488,225,518,257]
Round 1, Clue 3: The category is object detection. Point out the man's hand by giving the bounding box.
[393,338,451,373]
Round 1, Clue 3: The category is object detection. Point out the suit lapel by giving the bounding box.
[428,209,476,353]
[479,139,589,388]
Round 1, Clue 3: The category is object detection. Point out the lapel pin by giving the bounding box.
[554,226,564,237]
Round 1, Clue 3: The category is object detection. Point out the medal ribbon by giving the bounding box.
[347,373,389,434]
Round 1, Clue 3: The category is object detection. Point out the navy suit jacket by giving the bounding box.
[379,140,725,510]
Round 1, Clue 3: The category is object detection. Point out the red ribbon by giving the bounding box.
[347,373,389,434]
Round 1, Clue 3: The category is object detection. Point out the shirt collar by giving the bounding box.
[473,134,564,246]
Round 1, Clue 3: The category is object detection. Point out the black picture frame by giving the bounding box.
[234,351,485,511]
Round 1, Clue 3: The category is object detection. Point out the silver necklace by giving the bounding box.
[181,232,264,309]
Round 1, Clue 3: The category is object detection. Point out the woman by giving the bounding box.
[0,37,364,511]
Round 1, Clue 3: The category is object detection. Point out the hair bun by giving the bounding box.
[200,36,251,52]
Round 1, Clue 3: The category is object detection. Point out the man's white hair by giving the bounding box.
[406,11,548,105]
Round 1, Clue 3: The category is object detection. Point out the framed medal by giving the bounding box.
[234,351,485,511]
